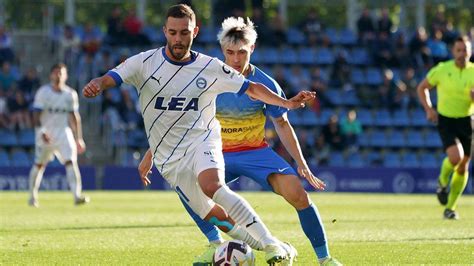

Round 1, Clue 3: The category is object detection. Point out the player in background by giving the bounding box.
[139,17,341,266]
[417,35,473,220]
[83,4,313,264]
[29,63,89,207]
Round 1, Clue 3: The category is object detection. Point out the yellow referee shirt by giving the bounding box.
[427,60,474,118]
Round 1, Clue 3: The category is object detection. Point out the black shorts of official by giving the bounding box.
[437,114,472,156]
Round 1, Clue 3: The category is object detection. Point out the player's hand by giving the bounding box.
[286,91,316,109]
[41,132,51,144]
[138,153,153,186]
[82,78,102,98]
[425,107,438,123]
[76,138,86,154]
[297,164,326,191]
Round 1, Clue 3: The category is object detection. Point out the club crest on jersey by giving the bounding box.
[154,96,199,111]
[196,77,207,89]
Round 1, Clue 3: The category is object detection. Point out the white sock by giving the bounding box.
[66,163,82,200]
[29,165,45,201]
[227,225,264,250]
[212,185,277,247]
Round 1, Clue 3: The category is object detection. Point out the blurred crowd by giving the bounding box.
[1,5,473,166]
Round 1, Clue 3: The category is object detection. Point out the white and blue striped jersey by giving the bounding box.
[32,84,78,141]
[108,47,249,171]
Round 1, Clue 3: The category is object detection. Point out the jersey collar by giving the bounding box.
[162,47,198,66]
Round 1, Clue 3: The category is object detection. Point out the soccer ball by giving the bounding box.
[212,240,255,266]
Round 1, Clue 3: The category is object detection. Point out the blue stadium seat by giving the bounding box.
[297,49,316,65]
[338,28,357,46]
[424,130,442,148]
[301,110,319,126]
[347,152,365,167]
[286,28,305,45]
[401,152,420,167]
[315,48,334,65]
[0,130,18,146]
[121,151,140,167]
[325,28,340,45]
[18,129,35,147]
[280,48,298,64]
[348,48,370,65]
[328,152,345,167]
[357,131,370,147]
[197,27,217,44]
[419,153,439,168]
[406,130,425,148]
[287,111,303,126]
[391,109,410,127]
[11,150,31,167]
[142,26,161,43]
[383,152,401,167]
[260,48,280,65]
[370,129,388,148]
[0,150,11,167]
[366,68,383,86]
[356,108,374,126]
[373,109,392,127]
[350,68,366,85]
[366,151,383,166]
[339,90,361,106]
[410,109,429,126]
[388,130,406,148]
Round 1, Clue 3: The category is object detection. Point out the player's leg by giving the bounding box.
[59,139,89,205]
[436,116,459,205]
[28,143,53,207]
[444,121,472,219]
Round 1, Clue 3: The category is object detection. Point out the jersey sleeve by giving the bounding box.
[70,89,79,112]
[107,52,144,88]
[211,59,250,95]
[263,79,289,118]
[426,63,442,86]
[32,88,46,111]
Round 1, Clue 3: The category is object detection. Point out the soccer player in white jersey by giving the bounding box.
[82,4,313,264]
[29,63,89,207]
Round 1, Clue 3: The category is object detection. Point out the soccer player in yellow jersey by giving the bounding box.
[417,35,474,220]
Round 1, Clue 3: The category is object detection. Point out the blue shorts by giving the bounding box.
[223,147,297,191]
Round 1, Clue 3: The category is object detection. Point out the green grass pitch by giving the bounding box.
[1,191,473,265]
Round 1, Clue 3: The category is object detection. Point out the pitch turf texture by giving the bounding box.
[1,192,473,265]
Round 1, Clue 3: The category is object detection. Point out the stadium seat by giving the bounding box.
[315,48,334,65]
[366,68,383,86]
[260,48,280,64]
[297,48,316,65]
[419,153,439,168]
[373,109,392,127]
[0,150,11,167]
[369,129,388,148]
[356,108,374,126]
[410,109,429,126]
[401,152,420,167]
[387,130,406,148]
[286,27,305,45]
[424,130,442,148]
[348,48,370,65]
[357,131,370,147]
[406,130,425,148]
[339,90,361,106]
[383,152,402,167]
[301,110,319,126]
[346,152,365,167]
[10,150,31,167]
[338,28,357,46]
[350,68,366,85]
[279,48,298,64]
[0,130,18,147]
[391,109,410,127]
[17,129,35,147]
[287,111,303,126]
[328,152,345,167]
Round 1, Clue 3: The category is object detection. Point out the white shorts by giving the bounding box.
[34,133,76,165]
[160,138,225,218]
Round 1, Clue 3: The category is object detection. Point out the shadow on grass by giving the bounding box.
[1,223,196,232]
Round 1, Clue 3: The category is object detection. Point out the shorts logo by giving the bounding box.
[196,77,207,89]
[278,167,289,172]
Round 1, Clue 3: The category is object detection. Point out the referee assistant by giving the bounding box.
[417,35,473,220]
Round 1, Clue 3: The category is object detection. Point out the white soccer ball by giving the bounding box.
[212,240,255,266]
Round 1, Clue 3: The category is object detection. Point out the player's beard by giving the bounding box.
[167,42,191,61]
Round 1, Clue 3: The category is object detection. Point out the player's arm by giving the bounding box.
[68,111,86,154]
[271,114,325,190]
[82,74,117,98]
[416,78,437,123]
[32,110,50,144]
[138,149,153,186]
[245,82,315,109]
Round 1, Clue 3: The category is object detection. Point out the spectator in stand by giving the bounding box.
[81,23,102,56]
[0,89,9,128]
[314,134,330,166]
[310,67,333,109]
[96,49,116,76]
[77,53,99,90]
[269,13,287,46]
[329,51,351,88]
[272,65,292,98]
[105,6,123,46]
[58,25,81,71]
[373,32,394,67]
[377,8,393,36]
[0,25,14,64]
[322,114,344,151]
[428,29,449,64]
[251,8,271,46]
[340,109,362,149]
[102,88,126,131]
[0,61,16,93]
[123,9,150,46]
[409,27,432,70]
[430,10,448,37]
[17,67,40,103]
[393,32,409,68]
[300,8,324,45]
[400,67,420,109]
[288,65,310,94]
[378,69,406,111]
[7,90,32,130]
[357,8,376,44]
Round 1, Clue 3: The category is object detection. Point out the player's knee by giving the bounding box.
[201,183,222,198]
[284,187,309,210]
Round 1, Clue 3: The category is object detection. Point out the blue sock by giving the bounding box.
[297,202,329,259]
[179,197,223,243]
